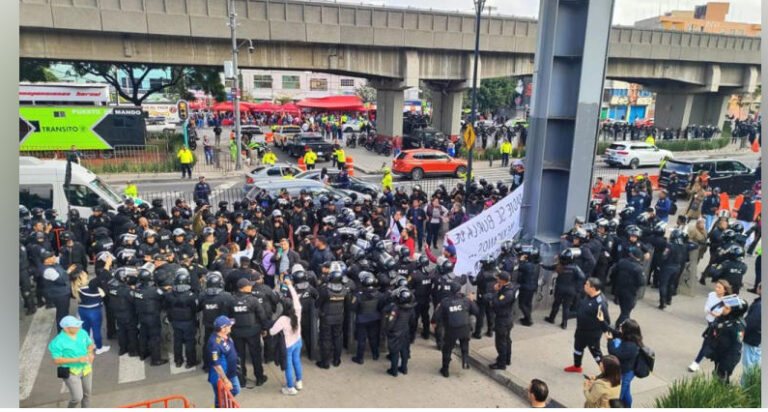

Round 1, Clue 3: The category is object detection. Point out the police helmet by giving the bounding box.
[596,218,610,229]
[114,267,134,283]
[34,231,46,241]
[272,209,283,218]
[67,209,80,220]
[418,254,430,268]
[619,207,635,220]
[151,198,163,207]
[394,276,409,288]
[726,244,745,260]
[174,268,191,285]
[437,259,454,275]
[573,228,589,241]
[397,245,411,260]
[721,229,736,243]
[500,240,515,254]
[626,225,643,238]
[294,225,312,237]
[318,195,329,205]
[652,221,668,236]
[724,297,749,319]
[728,222,745,234]
[574,216,586,225]
[59,231,72,242]
[19,205,30,219]
[602,204,617,218]
[137,268,153,283]
[359,271,377,288]
[396,289,413,305]
[522,245,540,263]
[173,228,186,237]
[479,255,496,267]
[607,219,619,233]
[328,270,343,284]
[292,270,308,283]
[636,212,651,226]
[669,228,686,245]
[205,272,224,289]
[322,215,337,226]
[218,201,229,209]
[559,248,582,264]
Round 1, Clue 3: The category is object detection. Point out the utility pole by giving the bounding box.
[228,0,242,170]
[466,0,484,208]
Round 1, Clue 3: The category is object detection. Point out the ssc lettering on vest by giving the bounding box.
[330,296,345,302]
[205,303,219,310]
[422,279,431,285]
[233,305,248,312]
[134,293,143,299]
[448,304,464,312]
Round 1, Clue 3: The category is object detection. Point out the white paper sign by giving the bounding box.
[445,184,524,277]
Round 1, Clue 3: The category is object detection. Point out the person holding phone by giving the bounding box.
[582,355,622,408]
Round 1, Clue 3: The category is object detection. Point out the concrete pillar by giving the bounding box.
[655,92,728,129]
[376,89,404,139]
[431,89,464,140]
[654,93,695,129]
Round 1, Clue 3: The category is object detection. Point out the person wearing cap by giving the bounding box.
[194,176,212,204]
[488,271,518,370]
[40,252,72,331]
[424,239,457,265]
[60,231,89,272]
[229,278,269,387]
[208,316,241,407]
[49,316,95,408]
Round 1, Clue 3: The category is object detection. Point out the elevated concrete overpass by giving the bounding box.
[20,0,761,137]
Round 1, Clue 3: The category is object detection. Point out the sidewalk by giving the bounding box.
[100,170,237,185]
[463,252,758,408]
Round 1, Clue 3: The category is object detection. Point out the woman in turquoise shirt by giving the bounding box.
[48,316,95,408]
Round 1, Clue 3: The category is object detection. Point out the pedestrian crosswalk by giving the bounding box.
[18,307,208,407]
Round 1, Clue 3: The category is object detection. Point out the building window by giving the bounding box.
[730,29,735,35]
[282,75,300,89]
[310,78,328,91]
[340,78,355,87]
[253,75,272,89]
[737,29,744,35]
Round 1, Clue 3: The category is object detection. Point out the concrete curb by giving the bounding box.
[101,173,236,185]
[459,347,568,408]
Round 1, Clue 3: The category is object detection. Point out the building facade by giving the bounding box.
[240,70,367,101]
[634,2,760,36]
[601,80,654,122]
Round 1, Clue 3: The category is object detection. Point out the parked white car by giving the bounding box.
[144,117,177,134]
[342,120,363,133]
[603,141,673,169]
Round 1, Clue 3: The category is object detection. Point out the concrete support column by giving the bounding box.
[431,89,465,140]
[655,93,729,129]
[375,88,404,139]
[654,93,695,129]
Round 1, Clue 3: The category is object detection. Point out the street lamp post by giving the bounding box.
[228,0,242,170]
[466,0,485,208]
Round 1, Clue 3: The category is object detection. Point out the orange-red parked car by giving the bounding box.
[392,149,468,180]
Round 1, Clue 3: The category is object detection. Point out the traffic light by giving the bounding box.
[177,100,189,120]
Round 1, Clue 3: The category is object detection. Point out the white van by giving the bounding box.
[20,157,125,218]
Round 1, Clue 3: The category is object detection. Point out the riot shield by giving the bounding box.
[307,300,320,361]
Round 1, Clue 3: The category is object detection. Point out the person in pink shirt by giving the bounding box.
[269,280,303,395]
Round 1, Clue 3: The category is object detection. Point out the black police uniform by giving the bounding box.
[572,293,610,368]
[704,317,746,382]
[316,281,350,367]
[229,290,269,384]
[294,279,320,359]
[19,245,36,315]
[544,263,584,328]
[251,281,280,362]
[710,259,748,294]
[134,282,166,364]
[516,261,539,325]
[40,263,70,331]
[408,267,433,339]
[472,266,499,338]
[164,285,199,367]
[490,283,518,369]
[433,291,479,376]
[106,277,139,356]
[384,300,415,376]
[609,257,645,327]
[658,242,686,308]
[198,287,235,371]
[351,288,384,362]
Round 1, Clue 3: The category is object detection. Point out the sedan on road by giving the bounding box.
[392,149,468,180]
[295,169,380,197]
[242,163,302,194]
[603,141,673,169]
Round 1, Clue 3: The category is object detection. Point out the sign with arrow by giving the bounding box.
[463,124,476,149]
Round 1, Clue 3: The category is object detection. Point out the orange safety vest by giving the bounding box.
[718,192,731,212]
[610,184,621,200]
[732,194,744,212]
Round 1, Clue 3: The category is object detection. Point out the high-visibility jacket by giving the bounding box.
[645,136,655,146]
[124,184,138,199]
[718,192,731,212]
[336,149,346,163]
[381,173,393,191]
[177,149,194,164]
[304,151,317,165]
[283,174,295,180]
[262,152,277,165]
[500,142,512,154]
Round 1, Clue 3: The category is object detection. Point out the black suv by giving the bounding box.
[659,158,760,196]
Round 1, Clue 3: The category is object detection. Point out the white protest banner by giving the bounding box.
[445,184,524,277]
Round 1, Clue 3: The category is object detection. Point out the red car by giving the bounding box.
[392,149,468,180]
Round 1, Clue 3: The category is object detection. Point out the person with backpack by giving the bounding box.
[688,280,731,372]
[605,319,643,408]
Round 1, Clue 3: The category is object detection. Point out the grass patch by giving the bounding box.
[652,367,761,408]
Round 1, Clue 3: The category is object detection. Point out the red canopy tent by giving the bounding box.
[211,101,257,111]
[188,101,208,110]
[251,101,280,113]
[295,95,368,112]
[278,103,301,115]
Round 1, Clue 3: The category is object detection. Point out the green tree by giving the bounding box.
[20,59,58,82]
[166,67,226,103]
[476,77,516,112]
[355,85,377,103]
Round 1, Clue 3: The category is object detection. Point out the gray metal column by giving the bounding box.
[521,0,615,252]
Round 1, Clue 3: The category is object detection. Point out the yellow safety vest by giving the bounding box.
[124,184,137,199]
[336,149,346,162]
[381,173,393,191]
[304,151,317,165]
[177,149,194,164]
[500,142,512,154]
[262,153,277,165]
[645,136,655,146]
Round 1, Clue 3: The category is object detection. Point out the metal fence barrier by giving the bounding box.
[138,187,247,208]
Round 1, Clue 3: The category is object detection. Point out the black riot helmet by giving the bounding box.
[602,204,617,218]
[721,229,736,243]
[479,255,496,269]
[626,225,643,238]
[396,288,413,304]
[397,245,411,260]
[651,221,668,236]
[328,270,343,284]
[292,269,308,283]
[728,222,745,234]
[723,297,749,319]
[596,218,610,230]
[619,207,635,220]
[418,254,430,268]
[393,276,409,289]
[68,209,80,220]
[19,205,30,220]
[205,271,224,289]
[669,228,686,245]
[572,227,589,242]
[174,268,191,286]
[725,244,745,260]
[359,271,377,288]
[437,259,454,275]
[151,198,164,207]
[559,248,582,264]
[500,240,515,254]
[114,267,136,283]
[137,268,153,284]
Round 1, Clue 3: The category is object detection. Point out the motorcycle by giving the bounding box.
[374,139,392,156]
[346,133,357,148]
[364,133,376,152]
[248,141,267,158]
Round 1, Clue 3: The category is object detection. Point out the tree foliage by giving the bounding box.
[20,59,58,82]
[355,85,377,103]
[166,67,226,103]
[475,77,516,112]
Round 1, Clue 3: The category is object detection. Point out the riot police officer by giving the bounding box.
[351,272,384,364]
[564,277,610,374]
[316,269,350,369]
[251,272,280,363]
[471,255,499,339]
[489,272,518,370]
[164,269,199,368]
[431,259,460,349]
[65,209,89,245]
[544,248,585,329]
[710,245,748,294]
[704,296,748,383]
[384,288,415,377]
[516,245,540,326]
[229,278,269,387]
[134,268,169,366]
[19,243,36,316]
[432,282,478,378]
[107,267,139,356]
[409,254,433,340]
[198,272,235,372]
[609,246,645,326]
[658,229,687,309]
[39,251,71,330]
[497,240,517,272]
[293,269,320,359]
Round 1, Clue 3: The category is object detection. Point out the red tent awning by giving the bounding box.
[188,101,208,109]
[211,101,255,112]
[295,95,368,111]
[251,101,279,113]
[278,103,301,115]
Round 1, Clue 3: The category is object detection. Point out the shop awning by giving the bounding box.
[295,95,368,111]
